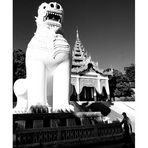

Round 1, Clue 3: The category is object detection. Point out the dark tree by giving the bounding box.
[13,49,26,103]
[13,49,26,82]
[124,64,135,82]
[101,87,108,101]
[109,69,134,100]
[115,81,134,97]
[109,69,123,100]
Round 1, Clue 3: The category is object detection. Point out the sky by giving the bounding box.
[13,0,135,72]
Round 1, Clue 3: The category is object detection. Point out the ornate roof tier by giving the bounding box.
[71,29,103,74]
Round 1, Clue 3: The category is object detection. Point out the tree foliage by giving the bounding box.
[124,64,135,82]
[13,49,26,82]
[109,68,134,100]
[13,49,26,103]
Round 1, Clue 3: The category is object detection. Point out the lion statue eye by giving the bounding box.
[50,3,54,8]
[56,4,60,9]
[43,6,46,9]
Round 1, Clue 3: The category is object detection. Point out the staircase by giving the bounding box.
[104,102,135,133]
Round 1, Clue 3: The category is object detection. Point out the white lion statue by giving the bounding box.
[13,2,74,113]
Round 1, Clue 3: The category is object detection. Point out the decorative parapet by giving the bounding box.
[13,113,123,148]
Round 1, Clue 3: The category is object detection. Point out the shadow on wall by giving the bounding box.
[70,85,77,101]
[101,86,108,101]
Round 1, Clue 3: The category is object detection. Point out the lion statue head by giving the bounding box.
[35,2,63,31]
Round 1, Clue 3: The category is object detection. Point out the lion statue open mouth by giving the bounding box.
[36,2,63,28]
[13,2,74,113]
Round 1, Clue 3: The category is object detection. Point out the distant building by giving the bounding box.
[70,30,112,101]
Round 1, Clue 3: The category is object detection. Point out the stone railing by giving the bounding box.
[13,113,123,147]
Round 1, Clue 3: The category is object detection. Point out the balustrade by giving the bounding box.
[13,113,123,147]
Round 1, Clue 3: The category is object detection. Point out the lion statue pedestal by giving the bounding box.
[13,2,74,113]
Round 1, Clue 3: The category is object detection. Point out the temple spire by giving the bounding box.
[71,29,89,73]
[71,29,101,74]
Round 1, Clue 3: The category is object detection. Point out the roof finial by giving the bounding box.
[76,28,80,40]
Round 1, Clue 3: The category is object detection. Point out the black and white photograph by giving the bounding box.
[13,0,135,148]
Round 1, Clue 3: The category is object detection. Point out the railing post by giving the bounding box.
[93,125,98,137]
[57,127,61,142]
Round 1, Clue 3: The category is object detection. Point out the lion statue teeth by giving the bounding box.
[13,2,74,114]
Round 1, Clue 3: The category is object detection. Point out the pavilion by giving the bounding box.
[70,30,113,101]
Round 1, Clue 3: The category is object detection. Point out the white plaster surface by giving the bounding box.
[13,2,74,113]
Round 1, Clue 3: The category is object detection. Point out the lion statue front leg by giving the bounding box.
[26,60,49,112]
[52,53,74,112]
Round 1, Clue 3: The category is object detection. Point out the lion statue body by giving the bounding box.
[13,2,73,113]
